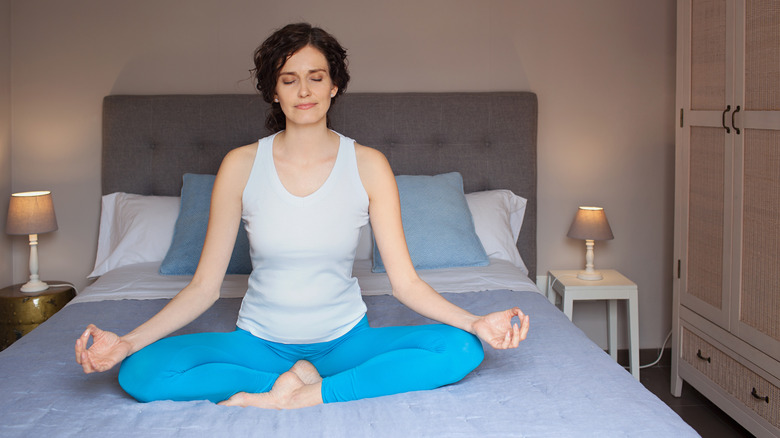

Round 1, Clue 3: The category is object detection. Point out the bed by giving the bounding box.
[0,93,698,437]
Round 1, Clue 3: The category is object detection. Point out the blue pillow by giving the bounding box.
[372,172,489,273]
[159,174,252,275]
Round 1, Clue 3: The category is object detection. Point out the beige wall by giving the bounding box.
[0,0,11,286]
[8,0,676,349]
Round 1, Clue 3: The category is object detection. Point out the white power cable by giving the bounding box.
[635,330,673,369]
[547,275,673,370]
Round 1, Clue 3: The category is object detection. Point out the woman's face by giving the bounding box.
[274,45,338,129]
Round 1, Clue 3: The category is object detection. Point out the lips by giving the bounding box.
[295,103,317,110]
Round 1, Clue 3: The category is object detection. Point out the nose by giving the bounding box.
[298,82,311,98]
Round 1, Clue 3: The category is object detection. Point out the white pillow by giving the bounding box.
[465,190,528,273]
[89,193,180,278]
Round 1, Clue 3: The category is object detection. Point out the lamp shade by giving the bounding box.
[567,206,614,241]
[6,191,58,235]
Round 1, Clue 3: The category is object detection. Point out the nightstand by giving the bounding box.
[547,269,640,380]
[0,282,75,350]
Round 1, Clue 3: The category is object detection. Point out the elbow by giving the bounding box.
[206,288,220,305]
[390,276,421,303]
[185,276,222,305]
[203,281,222,304]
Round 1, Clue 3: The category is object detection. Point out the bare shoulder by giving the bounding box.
[224,142,258,166]
[355,143,391,175]
[215,143,258,194]
[354,143,395,195]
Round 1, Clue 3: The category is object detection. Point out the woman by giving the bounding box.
[75,23,530,410]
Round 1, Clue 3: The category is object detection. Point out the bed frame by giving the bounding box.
[102,92,538,277]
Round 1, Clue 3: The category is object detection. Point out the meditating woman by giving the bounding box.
[75,22,530,409]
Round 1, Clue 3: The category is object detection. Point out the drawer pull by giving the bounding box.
[696,349,711,363]
[751,388,769,403]
[731,105,741,134]
[721,105,731,133]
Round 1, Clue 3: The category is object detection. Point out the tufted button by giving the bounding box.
[149,143,156,150]
[484,141,491,148]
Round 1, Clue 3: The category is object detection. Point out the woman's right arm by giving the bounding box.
[75,145,257,373]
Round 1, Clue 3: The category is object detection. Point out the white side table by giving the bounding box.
[547,269,640,380]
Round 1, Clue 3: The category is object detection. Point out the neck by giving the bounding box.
[276,123,336,158]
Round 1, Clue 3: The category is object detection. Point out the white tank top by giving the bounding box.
[236,132,369,343]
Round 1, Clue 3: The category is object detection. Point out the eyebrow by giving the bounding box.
[279,68,328,77]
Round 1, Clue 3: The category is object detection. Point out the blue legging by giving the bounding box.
[118,316,484,404]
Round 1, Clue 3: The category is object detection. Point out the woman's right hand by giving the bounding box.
[75,324,132,373]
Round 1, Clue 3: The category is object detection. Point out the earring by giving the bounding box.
[274,98,279,103]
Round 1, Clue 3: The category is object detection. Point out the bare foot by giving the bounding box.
[290,360,322,385]
[218,369,323,410]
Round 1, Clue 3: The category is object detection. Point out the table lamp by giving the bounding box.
[567,206,613,280]
[6,191,58,293]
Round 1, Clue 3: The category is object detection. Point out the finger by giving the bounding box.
[85,350,107,373]
[501,329,511,349]
[519,315,530,340]
[511,323,521,348]
[80,351,94,374]
[87,324,102,338]
[75,326,95,364]
[75,338,83,364]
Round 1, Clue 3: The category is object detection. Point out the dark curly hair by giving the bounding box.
[253,23,350,133]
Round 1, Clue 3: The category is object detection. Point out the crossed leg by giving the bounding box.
[219,321,485,408]
[118,318,484,408]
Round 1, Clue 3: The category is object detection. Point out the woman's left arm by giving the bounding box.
[356,145,530,349]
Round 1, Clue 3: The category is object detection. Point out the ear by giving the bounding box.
[330,85,338,98]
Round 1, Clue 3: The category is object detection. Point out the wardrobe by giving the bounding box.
[672,0,780,436]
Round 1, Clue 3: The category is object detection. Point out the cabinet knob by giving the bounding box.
[696,349,711,363]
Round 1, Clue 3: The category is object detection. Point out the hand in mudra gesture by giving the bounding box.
[472,307,530,349]
[75,324,132,373]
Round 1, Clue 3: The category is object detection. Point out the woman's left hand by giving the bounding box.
[472,308,530,349]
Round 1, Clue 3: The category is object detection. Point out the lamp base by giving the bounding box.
[577,270,603,281]
[20,280,49,293]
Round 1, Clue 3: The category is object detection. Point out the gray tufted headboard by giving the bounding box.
[102,92,537,277]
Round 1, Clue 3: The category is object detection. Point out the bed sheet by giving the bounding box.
[70,259,540,304]
[0,289,697,437]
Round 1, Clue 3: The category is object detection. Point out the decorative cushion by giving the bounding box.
[159,174,252,275]
[372,172,489,273]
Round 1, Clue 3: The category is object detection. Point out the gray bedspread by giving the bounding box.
[0,290,697,437]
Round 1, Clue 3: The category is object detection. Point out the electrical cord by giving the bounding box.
[632,329,673,370]
[547,274,577,294]
[547,274,673,370]
[46,282,79,295]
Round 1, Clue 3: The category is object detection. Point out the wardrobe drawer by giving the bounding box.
[682,328,779,429]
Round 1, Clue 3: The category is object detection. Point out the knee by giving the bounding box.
[440,327,484,379]
[118,352,161,403]
[457,330,485,371]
